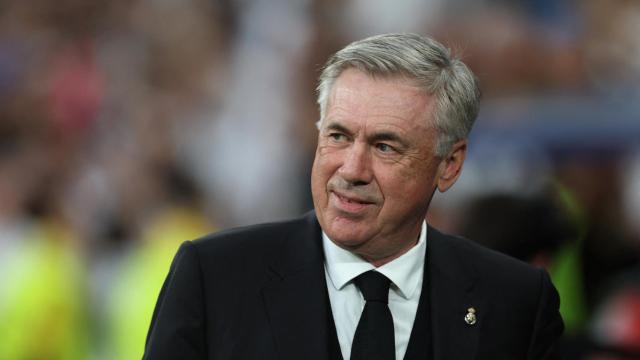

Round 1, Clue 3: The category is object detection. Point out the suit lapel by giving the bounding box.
[427,226,483,360]
[261,212,341,360]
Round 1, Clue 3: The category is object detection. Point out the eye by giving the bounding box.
[376,143,396,153]
[328,133,347,142]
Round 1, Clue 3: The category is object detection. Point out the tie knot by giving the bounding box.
[355,270,391,303]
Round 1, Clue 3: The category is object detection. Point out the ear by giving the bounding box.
[436,140,467,193]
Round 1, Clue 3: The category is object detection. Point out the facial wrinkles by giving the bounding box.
[329,121,434,170]
[322,108,433,159]
[322,121,381,206]
[330,94,426,127]
[321,93,437,201]
[328,72,430,117]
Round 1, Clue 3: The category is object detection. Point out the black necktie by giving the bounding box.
[351,270,395,360]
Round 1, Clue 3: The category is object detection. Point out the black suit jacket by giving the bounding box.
[143,211,563,359]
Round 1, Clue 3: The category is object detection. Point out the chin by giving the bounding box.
[316,204,375,246]
[331,236,364,249]
[325,223,370,248]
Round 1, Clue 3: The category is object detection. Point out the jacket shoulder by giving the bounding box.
[187,212,316,264]
[429,226,548,291]
[438,227,540,269]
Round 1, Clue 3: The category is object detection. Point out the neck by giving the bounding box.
[357,223,423,267]
[363,236,420,267]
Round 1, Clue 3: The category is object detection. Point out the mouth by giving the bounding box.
[331,190,375,213]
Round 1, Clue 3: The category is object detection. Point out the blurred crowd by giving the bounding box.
[0,0,639,359]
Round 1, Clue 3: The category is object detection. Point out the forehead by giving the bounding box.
[326,69,434,131]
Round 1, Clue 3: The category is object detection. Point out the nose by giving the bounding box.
[338,142,373,186]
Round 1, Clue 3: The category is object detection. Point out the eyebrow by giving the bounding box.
[324,122,352,135]
[369,132,409,149]
[325,121,410,149]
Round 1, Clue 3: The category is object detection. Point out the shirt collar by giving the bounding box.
[322,221,427,300]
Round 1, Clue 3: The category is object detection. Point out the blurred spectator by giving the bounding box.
[590,284,640,358]
[0,128,89,359]
[0,219,89,359]
[458,192,574,266]
[105,168,214,359]
[187,0,312,226]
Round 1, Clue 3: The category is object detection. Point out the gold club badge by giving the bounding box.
[464,307,477,325]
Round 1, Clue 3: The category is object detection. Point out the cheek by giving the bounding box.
[377,165,435,203]
[312,149,341,178]
[376,163,416,188]
[311,155,331,202]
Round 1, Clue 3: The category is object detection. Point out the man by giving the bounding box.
[143,33,564,359]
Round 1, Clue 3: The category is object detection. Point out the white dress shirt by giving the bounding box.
[323,222,427,360]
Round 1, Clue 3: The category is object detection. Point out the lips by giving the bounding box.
[335,192,371,204]
[331,191,375,213]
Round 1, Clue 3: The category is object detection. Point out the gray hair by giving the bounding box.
[316,33,480,157]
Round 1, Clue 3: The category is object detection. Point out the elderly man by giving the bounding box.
[144,33,564,360]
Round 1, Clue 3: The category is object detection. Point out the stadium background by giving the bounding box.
[0,0,639,358]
